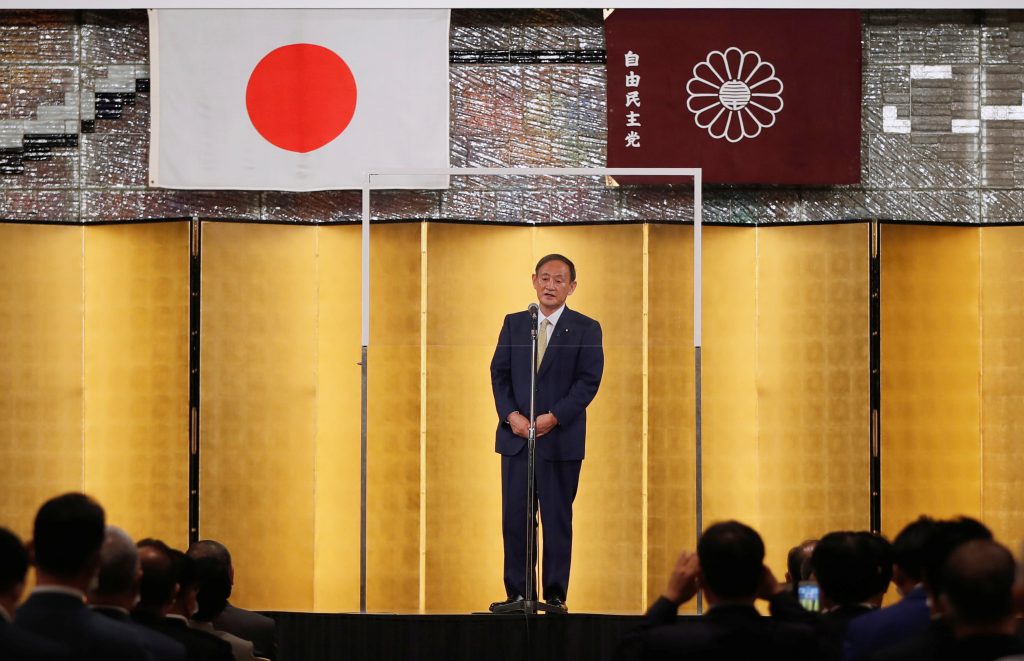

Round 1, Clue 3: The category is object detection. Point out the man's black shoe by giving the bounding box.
[545,597,568,613]
[489,595,525,613]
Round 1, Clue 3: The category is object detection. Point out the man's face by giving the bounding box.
[532,260,576,313]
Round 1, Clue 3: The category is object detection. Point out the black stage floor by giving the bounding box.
[265,611,644,661]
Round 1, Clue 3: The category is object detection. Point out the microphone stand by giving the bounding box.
[492,306,559,615]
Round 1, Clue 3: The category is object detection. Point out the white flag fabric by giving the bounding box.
[149,9,450,191]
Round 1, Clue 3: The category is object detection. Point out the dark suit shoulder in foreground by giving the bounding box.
[212,603,277,661]
[615,597,822,661]
[0,616,73,661]
[844,587,930,661]
[93,606,186,661]
[14,592,151,661]
[133,612,233,661]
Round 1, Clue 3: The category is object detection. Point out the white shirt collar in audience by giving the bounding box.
[31,585,86,601]
[91,604,130,616]
[0,604,10,623]
[166,614,189,624]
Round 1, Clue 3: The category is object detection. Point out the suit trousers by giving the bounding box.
[501,449,582,601]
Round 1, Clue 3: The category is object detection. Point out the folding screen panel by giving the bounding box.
[701,227,759,539]
[881,224,1024,552]
[0,222,189,546]
[754,224,870,564]
[645,224,695,610]
[366,222,422,612]
[980,227,1024,550]
[534,224,645,613]
[201,221,410,613]
[83,223,190,547]
[702,224,870,577]
[881,226,982,536]
[312,226,363,612]
[422,223,534,612]
[419,224,654,612]
[0,224,84,538]
[201,222,321,611]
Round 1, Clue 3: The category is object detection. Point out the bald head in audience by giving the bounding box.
[940,539,1017,636]
[136,539,178,617]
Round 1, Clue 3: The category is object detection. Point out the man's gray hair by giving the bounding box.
[94,525,138,596]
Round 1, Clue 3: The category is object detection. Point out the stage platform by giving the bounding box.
[265,611,644,661]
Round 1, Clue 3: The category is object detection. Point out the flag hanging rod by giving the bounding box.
[366,167,701,181]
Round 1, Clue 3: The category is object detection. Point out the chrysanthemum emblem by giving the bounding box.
[686,47,784,143]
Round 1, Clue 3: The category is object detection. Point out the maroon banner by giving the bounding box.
[605,9,861,185]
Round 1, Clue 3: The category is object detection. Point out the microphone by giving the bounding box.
[528,303,539,320]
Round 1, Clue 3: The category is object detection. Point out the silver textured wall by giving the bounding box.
[0,9,1022,224]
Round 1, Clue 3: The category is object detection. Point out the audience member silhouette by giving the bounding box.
[88,526,186,661]
[9,489,1024,661]
[133,539,232,661]
[873,538,1023,661]
[865,516,993,661]
[13,493,151,661]
[786,538,817,592]
[186,541,260,661]
[613,520,821,661]
[860,532,894,607]
[844,516,937,660]
[0,526,72,661]
[189,540,277,661]
[769,530,885,660]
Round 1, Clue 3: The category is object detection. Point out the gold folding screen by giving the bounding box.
[83,224,190,544]
[365,222,422,613]
[200,222,366,612]
[646,224,697,610]
[0,224,84,538]
[980,227,1024,547]
[881,225,1024,552]
[7,220,1024,614]
[0,222,189,546]
[701,224,870,583]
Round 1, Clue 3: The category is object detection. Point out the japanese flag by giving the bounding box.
[149,9,450,191]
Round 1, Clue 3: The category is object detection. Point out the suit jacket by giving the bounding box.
[844,586,930,661]
[491,307,604,461]
[868,621,1024,661]
[0,615,73,661]
[769,590,875,660]
[132,612,233,661]
[211,604,276,661]
[614,596,822,661]
[190,620,256,661]
[14,591,152,661]
[93,606,187,661]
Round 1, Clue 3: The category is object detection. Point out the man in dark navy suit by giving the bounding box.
[14,493,151,661]
[489,253,604,613]
[844,517,937,660]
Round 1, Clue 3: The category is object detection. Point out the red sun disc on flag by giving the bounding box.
[246,43,357,153]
